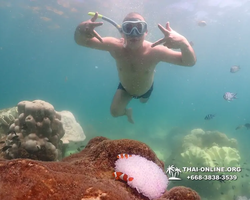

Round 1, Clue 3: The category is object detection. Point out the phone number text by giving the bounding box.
[186,174,238,181]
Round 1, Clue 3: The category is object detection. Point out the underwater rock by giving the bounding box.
[0,136,195,200]
[2,100,65,161]
[157,186,201,200]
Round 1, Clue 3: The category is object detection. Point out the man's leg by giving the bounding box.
[139,98,149,103]
[110,89,134,124]
[139,84,153,103]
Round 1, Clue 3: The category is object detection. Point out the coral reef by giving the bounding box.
[165,128,250,199]
[59,110,86,157]
[182,128,238,151]
[0,137,201,200]
[206,146,240,166]
[0,107,18,134]
[236,196,250,200]
[180,146,240,168]
[0,102,86,161]
[2,100,65,161]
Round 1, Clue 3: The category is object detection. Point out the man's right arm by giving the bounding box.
[74,21,121,52]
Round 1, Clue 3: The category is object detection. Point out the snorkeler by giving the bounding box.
[74,12,196,124]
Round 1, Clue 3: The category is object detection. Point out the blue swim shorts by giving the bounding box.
[117,82,154,99]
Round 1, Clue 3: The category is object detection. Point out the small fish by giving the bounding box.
[12,135,19,141]
[236,125,245,130]
[245,123,250,129]
[8,130,16,135]
[230,65,240,73]
[197,20,206,27]
[117,154,132,159]
[21,123,28,130]
[113,172,134,182]
[223,92,237,102]
[204,114,215,120]
[2,145,12,152]
[246,174,249,177]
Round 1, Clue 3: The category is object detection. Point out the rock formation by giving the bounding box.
[0,136,201,200]
[2,100,65,161]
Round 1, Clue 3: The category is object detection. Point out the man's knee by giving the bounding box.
[110,106,124,117]
[140,98,149,103]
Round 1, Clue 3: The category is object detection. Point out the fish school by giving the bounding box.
[182,166,242,173]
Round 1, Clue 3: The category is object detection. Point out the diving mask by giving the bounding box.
[121,20,147,37]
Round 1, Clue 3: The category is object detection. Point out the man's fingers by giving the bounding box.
[93,30,103,42]
[90,12,98,22]
[158,24,170,36]
[166,22,172,31]
[91,22,103,28]
[163,41,172,48]
[158,24,166,33]
[151,38,165,47]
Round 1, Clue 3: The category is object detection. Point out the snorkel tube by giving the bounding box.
[88,12,122,34]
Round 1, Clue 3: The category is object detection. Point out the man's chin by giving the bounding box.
[124,37,143,49]
[129,38,139,42]
[128,37,141,42]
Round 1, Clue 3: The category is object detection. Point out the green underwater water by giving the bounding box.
[1,0,250,199]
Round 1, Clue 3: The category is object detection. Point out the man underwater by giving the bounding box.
[74,12,196,124]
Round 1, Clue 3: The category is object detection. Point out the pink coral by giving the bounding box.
[114,154,168,200]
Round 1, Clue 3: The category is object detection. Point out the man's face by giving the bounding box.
[122,15,147,49]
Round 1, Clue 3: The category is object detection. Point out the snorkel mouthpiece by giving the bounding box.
[129,28,143,37]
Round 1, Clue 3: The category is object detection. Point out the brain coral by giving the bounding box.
[114,154,168,200]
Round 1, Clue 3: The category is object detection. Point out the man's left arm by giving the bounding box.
[177,38,196,66]
[151,22,196,66]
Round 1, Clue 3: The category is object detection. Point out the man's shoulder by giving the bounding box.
[144,40,153,46]
[99,37,123,51]
[103,37,123,44]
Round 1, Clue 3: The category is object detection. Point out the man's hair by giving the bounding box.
[123,12,145,22]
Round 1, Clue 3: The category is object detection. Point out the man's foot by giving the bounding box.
[126,108,134,124]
